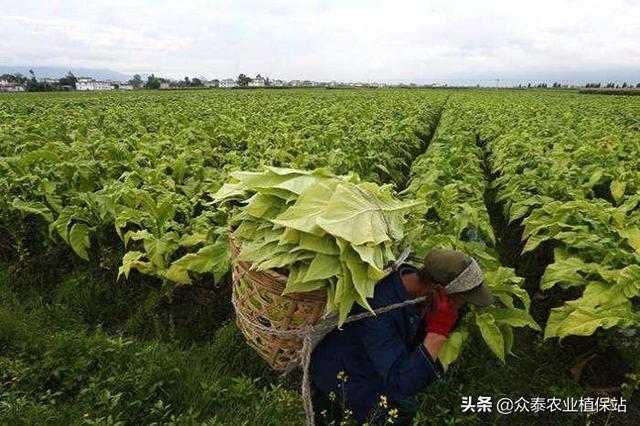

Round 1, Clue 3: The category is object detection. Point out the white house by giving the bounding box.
[159,82,170,90]
[0,83,25,92]
[248,74,265,87]
[117,83,134,91]
[270,79,287,87]
[204,80,219,88]
[76,78,114,91]
[220,78,237,88]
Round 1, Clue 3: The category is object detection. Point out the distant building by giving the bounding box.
[289,80,301,87]
[0,82,25,92]
[117,83,134,91]
[40,78,59,84]
[220,78,237,88]
[270,79,287,87]
[204,79,219,88]
[76,78,113,91]
[249,74,266,87]
[159,82,170,90]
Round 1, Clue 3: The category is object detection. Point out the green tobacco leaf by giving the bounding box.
[352,243,386,270]
[283,264,328,294]
[620,228,640,253]
[50,208,75,243]
[303,254,341,282]
[586,169,604,188]
[143,232,180,269]
[11,198,54,223]
[610,180,626,205]
[69,223,91,261]
[162,263,192,285]
[272,181,336,235]
[243,193,287,219]
[316,183,414,246]
[298,232,339,255]
[500,324,514,357]
[540,257,615,291]
[211,181,247,202]
[546,303,635,340]
[179,233,208,247]
[483,307,540,331]
[438,331,469,371]
[618,265,640,298]
[173,238,231,283]
[278,227,301,245]
[118,251,155,280]
[475,312,505,362]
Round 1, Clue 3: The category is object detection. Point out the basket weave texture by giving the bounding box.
[229,231,327,371]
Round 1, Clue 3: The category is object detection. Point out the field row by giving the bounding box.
[1,90,445,289]
[460,91,640,342]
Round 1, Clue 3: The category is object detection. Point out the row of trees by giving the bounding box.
[4,71,640,91]
[1,70,78,92]
[585,82,640,89]
[514,82,640,89]
[138,74,218,89]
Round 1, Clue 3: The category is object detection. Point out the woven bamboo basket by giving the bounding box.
[229,231,327,372]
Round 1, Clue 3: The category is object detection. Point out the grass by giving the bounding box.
[0,265,301,425]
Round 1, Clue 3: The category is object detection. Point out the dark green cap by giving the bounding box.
[423,249,494,307]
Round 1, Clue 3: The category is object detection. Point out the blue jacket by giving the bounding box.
[310,265,444,421]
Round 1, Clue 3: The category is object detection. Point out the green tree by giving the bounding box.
[237,73,251,87]
[59,71,77,89]
[145,74,161,90]
[129,74,143,89]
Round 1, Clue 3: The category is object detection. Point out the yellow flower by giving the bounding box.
[336,371,347,381]
[329,391,336,401]
[378,395,388,408]
[388,408,399,418]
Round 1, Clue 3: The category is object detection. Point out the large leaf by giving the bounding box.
[271,181,336,235]
[438,330,469,371]
[69,223,91,261]
[483,307,540,331]
[11,198,54,223]
[172,238,231,283]
[475,312,505,362]
[316,183,418,246]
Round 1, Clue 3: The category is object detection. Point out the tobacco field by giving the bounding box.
[1,88,639,424]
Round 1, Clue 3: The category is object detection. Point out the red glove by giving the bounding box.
[425,288,459,338]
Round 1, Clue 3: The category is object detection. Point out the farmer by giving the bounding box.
[310,249,494,424]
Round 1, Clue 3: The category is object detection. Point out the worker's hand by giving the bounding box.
[425,288,459,338]
[451,304,470,332]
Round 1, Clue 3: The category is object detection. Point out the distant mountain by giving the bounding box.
[386,68,640,87]
[0,66,132,82]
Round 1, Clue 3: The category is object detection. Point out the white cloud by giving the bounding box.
[1,0,639,82]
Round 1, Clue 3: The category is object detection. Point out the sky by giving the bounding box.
[2,0,640,84]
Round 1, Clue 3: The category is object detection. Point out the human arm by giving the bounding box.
[355,310,444,400]
[424,332,447,360]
